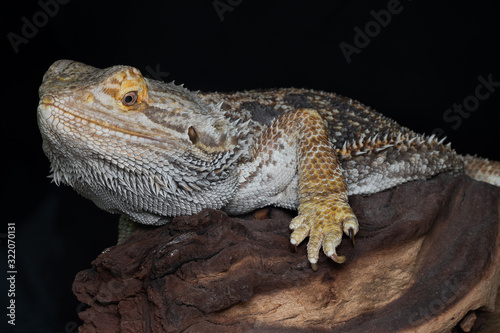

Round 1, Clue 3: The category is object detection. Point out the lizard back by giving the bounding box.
[201,89,464,195]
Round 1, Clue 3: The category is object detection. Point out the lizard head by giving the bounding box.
[37,60,249,223]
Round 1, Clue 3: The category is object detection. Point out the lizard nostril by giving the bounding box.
[41,95,55,105]
[84,93,94,104]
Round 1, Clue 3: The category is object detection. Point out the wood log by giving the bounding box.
[73,174,500,332]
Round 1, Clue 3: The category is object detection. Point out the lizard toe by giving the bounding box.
[342,216,359,247]
[289,216,310,246]
[323,229,345,264]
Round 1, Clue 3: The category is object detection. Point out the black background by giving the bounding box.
[2,1,499,332]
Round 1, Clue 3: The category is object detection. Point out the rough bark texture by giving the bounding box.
[73,174,500,333]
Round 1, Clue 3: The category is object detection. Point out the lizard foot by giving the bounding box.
[118,214,140,244]
[289,194,359,270]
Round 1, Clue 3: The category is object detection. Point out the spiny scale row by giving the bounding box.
[338,132,450,158]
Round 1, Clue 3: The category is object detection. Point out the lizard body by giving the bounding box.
[37,60,500,268]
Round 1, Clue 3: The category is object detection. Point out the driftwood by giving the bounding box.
[73,174,500,332]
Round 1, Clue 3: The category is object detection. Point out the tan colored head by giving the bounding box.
[37,60,248,223]
[38,60,245,156]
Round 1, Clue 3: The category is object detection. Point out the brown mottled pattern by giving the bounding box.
[37,60,500,268]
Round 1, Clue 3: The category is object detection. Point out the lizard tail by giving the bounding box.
[463,155,500,186]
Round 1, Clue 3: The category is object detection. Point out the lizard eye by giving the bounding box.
[122,91,138,106]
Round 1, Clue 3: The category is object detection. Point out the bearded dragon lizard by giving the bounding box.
[37,60,500,270]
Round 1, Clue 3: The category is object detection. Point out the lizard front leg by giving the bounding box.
[287,109,358,270]
[233,108,359,270]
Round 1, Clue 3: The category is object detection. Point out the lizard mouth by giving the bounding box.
[38,94,161,144]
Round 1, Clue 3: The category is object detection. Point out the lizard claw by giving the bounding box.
[330,253,346,264]
[348,227,355,247]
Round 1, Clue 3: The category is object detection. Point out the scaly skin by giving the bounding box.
[37,60,500,269]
